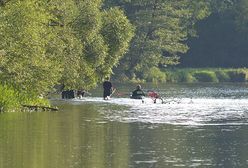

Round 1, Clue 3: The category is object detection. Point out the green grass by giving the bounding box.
[114,68,248,83]
[161,68,248,83]
[0,84,50,112]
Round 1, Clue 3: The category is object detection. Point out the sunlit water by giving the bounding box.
[1,83,248,168]
[68,97,248,126]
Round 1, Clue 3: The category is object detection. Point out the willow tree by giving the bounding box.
[0,0,62,95]
[0,0,134,97]
[71,1,133,88]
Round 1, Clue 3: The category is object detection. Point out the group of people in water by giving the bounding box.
[61,77,163,103]
[103,77,163,103]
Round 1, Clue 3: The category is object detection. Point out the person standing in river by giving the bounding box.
[103,77,113,100]
[130,84,146,99]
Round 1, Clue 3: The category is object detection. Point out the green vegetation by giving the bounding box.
[159,68,248,83]
[180,0,248,68]
[0,0,134,112]
[107,0,211,79]
[1,0,248,111]
[0,84,49,112]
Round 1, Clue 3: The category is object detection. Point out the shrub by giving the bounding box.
[177,71,196,83]
[0,85,21,112]
[0,84,50,112]
[192,71,219,82]
[215,70,230,82]
[227,70,246,82]
[145,67,166,83]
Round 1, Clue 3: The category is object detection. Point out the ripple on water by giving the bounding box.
[70,97,248,126]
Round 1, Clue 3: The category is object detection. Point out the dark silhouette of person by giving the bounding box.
[131,85,145,99]
[76,90,85,99]
[103,77,113,100]
[62,90,75,99]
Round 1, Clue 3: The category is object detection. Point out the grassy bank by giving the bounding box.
[115,68,248,83]
[0,84,50,112]
[163,68,248,83]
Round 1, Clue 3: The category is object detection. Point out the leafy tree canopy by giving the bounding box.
[0,0,134,95]
[105,0,211,79]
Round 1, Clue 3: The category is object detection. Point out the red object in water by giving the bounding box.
[148,91,159,98]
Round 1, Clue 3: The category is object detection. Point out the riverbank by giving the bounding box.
[1,68,248,112]
[115,68,248,83]
[0,84,51,113]
[164,68,248,83]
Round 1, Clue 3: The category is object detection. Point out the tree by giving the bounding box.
[179,0,248,68]
[0,0,62,95]
[106,0,211,80]
[68,0,134,88]
[0,0,134,96]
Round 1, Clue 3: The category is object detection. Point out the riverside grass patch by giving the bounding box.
[0,85,20,112]
[0,84,50,112]
[162,68,248,83]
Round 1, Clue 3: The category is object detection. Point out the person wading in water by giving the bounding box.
[103,77,113,100]
[130,85,145,99]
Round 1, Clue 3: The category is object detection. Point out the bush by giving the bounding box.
[145,67,166,83]
[227,70,247,82]
[177,71,196,83]
[192,71,219,82]
[160,68,248,83]
[167,71,195,83]
[0,85,21,112]
[215,70,230,82]
[0,84,50,112]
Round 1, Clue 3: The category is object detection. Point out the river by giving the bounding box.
[0,83,248,168]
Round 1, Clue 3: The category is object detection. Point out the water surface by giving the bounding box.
[1,83,248,168]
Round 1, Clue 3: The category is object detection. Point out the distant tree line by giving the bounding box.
[180,0,248,68]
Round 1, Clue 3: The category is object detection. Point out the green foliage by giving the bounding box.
[163,69,196,83]
[215,70,230,82]
[56,1,134,89]
[0,85,20,112]
[101,7,135,75]
[180,0,248,68]
[0,84,49,112]
[171,71,196,83]
[163,68,248,83]
[0,0,134,92]
[234,0,248,35]
[0,0,134,109]
[0,0,62,94]
[106,0,211,79]
[192,71,219,82]
[144,67,166,83]
[226,70,247,82]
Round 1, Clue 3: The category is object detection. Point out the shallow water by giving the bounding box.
[1,83,248,168]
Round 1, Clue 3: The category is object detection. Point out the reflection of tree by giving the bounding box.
[0,105,130,168]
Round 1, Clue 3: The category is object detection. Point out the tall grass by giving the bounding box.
[0,85,20,112]
[161,68,248,83]
[0,84,49,112]
[144,67,166,83]
[192,71,219,82]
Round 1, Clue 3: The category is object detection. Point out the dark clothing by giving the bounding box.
[131,88,145,99]
[77,90,85,97]
[103,81,112,98]
[62,90,75,99]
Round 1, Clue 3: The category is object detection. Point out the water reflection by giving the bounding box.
[0,106,130,168]
[0,83,248,168]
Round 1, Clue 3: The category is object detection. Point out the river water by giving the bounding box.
[1,83,248,168]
